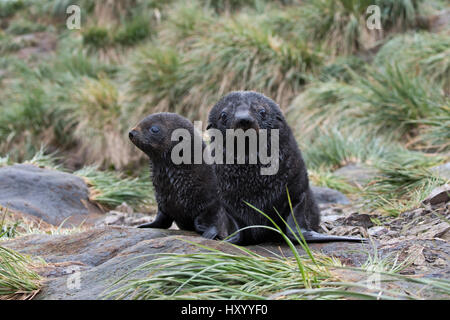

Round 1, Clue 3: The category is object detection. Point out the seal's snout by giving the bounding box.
[129,129,138,141]
[236,115,254,128]
[233,110,257,130]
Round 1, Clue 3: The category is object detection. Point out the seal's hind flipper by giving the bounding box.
[300,230,367,243]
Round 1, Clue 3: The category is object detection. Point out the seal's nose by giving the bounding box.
[234,113,256,129]
[236,116,253,127]
[129,130,138,140]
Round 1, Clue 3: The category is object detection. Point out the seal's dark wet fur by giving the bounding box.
[129,112,238,240]
[208,91,321,245]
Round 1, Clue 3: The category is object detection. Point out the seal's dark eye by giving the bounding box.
[259,109,266,117]
[150,126,160,134]
[220,111,227,120]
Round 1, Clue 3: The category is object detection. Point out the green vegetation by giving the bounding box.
[74,166,155,208]
[0,246,42,300]
[0,0,448,300]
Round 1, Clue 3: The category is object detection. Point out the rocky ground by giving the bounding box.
[0,163,449,299]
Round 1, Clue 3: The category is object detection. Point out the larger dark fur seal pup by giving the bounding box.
[129,112,239,241]
[207,91,365,245]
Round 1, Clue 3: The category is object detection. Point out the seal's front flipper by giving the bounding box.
[201,226,219,240]
[299,229,367,243]
[137,211,173,229]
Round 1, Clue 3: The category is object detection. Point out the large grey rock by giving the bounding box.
[430,162,450,181]
[333,163,377,186]
[311,186,350,205]
[423,184,450,205]
[0,164,102,226]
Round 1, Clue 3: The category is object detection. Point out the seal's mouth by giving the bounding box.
[232,119,260,132]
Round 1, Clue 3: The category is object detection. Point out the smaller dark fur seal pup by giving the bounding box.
[207,91,365,245]
[129,112,239,242]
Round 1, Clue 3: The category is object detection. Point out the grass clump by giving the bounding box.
[127,44,188,115]
[72,77,132,169]
[362,153,447,214]
[301,129,393,170]
[74,166,154,209]
[300,0,426,55]
[189,14,322,108]
[106,248,331,300]
[356,64,447,139]
[374,32,450,93]
[0,0,24,19]
[308,170,357,194]
[82,26,111,50]
[0,85,73,162]
[0,246,42,300]
[113,16,153,47]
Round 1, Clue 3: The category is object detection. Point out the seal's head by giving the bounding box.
[129,112,194,158]
[207,91,285,133]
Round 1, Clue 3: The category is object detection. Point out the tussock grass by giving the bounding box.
[375,32,450,92]
[288,63,449,149]
[72,77,132,169]
[362,153,447,214]
[0,0,24,18]
[0,246,42,300]
[287,81,363,139]
[74,166,155,209]
[127,44,188,115]
[356,64,447,139]
[300,0,426,55]
[0,85,73,162]
[302,129,393,170]
[190,14,322,107]
[309,170,357,194]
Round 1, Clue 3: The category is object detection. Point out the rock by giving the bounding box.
[95,211,155,227]
[114,202,134,214]
[423,184,450,205]
[0,164,103,226]
[14,32,57,60]
[333,163,377,186]
[311,186,350,205]
[368,226,388,237]
[429,9,450,33]
[343,213,374,228]
[430,162,450,180]
[1,226,371,299]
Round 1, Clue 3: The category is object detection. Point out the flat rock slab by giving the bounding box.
[311,186,350,205]
[2,227,371,300]
[333,163,377,186]
[0,164,102,226]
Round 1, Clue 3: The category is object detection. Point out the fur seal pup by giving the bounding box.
[129,112,240,242]
[207,91,365,245]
